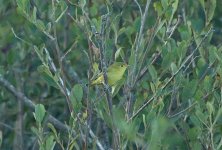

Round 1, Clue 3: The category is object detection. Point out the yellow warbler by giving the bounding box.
[91,62,128,86]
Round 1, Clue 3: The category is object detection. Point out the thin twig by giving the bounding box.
[95,14,121,149]
[11,28,32,46]
[169,62,217,118]
[14,72,24,150]
[126,0,152,120]
[132,0,152,81]
[61,41,77,62]
[128,27,213,121]
[136,51,161,82]
[43,47,73,113]
[96,14,113,116]
[134,19,160,83]
[136,15,181,84]
[134,0,142,17]
[0,75,105,150]
[52,0,73,114]
[169,102,197,118]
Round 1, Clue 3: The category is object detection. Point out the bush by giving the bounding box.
[0,0,221,149]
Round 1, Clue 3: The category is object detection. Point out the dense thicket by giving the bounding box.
[1,0,222,149]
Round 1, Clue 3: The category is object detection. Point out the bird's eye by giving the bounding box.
[121,65,124,67]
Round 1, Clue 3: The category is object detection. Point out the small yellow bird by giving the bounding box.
[91,62,128,87]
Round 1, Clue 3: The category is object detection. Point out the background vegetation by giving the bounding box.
[0,0,222,149]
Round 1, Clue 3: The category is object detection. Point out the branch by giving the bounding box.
[132,0,152,80]
[169,102,197,118]
[96,14,113,116]
[126,0,152,120]
[0,75,105,150]
[128,27,213,121]
[135,15,182,84]
[95,14,120,149]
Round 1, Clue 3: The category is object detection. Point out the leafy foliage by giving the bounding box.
[0,0,222,149]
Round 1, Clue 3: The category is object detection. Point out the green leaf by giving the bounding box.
[150,82,156,93]
[115,47,125,61]
[55,1,68,22]
[161,0,168,9]
[113,108,137,141]
[188,127,201,141]
[172,0,179,14]
[164,7,172,20]
[196,59,209,80]
[149,117,170,150]
[182,80,198,100]
[213,46,222,64]
[47,123,57,137]
[16,0,29,12]
[148,65,157,81]
[129,50,135,68]
[32,7,37,22]
[125,26,135,44]
[190,115,201,128]
[133,17,141,32]
[45,135,56,150]
[91,18,101,32]
[70,84,83,112]
[89,4,98,16]
[153,2,163,16]
[162,51,173,71]
[203,76,213,91]
[206,0,216,24]
[33,104,46,124]
[198,0,205,9]
[195,109,207,124]
[79,0,86,8]
[35,20,45,31]
[37,65,59,88]
[115,47,122,60]
[31,126,39,136]
[177,41,188,64]
[206,102,214,115]
[45,22,52,33]
[7,49,16,65]
[213,107,222,125]
[34,45,44,62]
[178,24,192,40]
[112,77,126,97]
[170,62,178,74]
[118,27,126,35]
[155,19,165,35]
[168,0,178,23]
[16,0,24,9]
[72,84,83,102]
[69,141,80,150]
